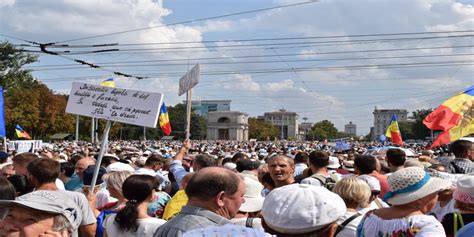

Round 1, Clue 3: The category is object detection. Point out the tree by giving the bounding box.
[248,117,279,140]
[398,121,414,140]
[412,109,433,140]
[0,41,39,91]
[308,120,338,140]
[1,42,78,140]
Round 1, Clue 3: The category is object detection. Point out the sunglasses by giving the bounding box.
[371,191,381,196]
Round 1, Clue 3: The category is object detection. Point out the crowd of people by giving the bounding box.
[0,138,473,236]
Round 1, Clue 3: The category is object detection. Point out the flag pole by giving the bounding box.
[89,120,112,193]
[185,89,192,140]
[75,115,79,142]
[91,117,95,144]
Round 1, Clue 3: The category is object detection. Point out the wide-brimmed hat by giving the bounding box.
[327,156,340,169]
[262,184,345,234]
[342,160,355,172]
[383,167,451,205]
[240,176,265,213]
[453,173,474,204]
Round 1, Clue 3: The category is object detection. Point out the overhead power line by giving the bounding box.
[23,44,474,68]
[25,53,472,71]
[16,30,471,48]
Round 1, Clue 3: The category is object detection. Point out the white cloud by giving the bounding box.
[220,74,261,91]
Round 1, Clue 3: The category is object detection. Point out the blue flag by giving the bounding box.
[335,141,351,151]
[0,87,5,137]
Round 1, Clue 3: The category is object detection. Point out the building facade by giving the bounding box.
[207,111,248,141]
[299,122,313,141]
[262,109,299,140]
[184,100,231,118]
[372,108,408,140]
[344,121,357,136]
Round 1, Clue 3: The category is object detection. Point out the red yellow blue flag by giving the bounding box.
[159,103,172,135]
[426,85,474,147]
[15,124,31,140]
[385,114,403,146]
[423,85,474,131]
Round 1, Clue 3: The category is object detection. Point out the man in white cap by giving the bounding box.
[261,184,346,236]
[0,190,83,237]
[357,174,389,214]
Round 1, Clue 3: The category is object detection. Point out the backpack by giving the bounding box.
[311,173,339,190]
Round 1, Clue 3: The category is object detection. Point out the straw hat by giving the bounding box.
[383,167,451,205]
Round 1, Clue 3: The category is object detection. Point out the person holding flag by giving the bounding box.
[15,124,31,140]
[424,85,474,148]
[385,114,403,146]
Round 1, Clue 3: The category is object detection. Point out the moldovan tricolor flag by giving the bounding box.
[430,118,474,148]
[423,85,474,131]
[100,78,115,88]
[159,103,172,135]
[15,124,31,140]
[385,114,403,146]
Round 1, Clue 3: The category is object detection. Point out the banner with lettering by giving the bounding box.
[8,140,43,153]
[66,83,163,128]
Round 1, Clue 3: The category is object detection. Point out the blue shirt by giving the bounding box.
[65,173,83,191]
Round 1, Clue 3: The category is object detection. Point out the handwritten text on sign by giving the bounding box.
[66,82,163,128]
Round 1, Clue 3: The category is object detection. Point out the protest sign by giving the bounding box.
[178,64,200,96]
[66,82,163,128]
[8,140,42,153]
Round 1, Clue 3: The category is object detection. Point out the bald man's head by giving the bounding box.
[185,167,242,201]
[75,157,96,180]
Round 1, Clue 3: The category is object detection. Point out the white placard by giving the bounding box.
[66,82,163,128]
[8,140,43,153]
[178,64,200,96]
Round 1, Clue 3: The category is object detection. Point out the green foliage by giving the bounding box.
[308,120,338,140]
[411,109,433,139]
[1,42,76,139]
[0,41,39,91]
[248,117,279,140]
[398,121,414,140]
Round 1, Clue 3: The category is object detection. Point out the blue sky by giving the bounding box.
[1,0,473,136]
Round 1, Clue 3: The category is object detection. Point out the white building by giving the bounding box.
[372,108,408,140]
[344,121,357,136]
[262,109,299,140]
[207,111,248,141]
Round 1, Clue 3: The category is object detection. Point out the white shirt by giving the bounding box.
[55,178,65,190]
[358,198,390,214]
[335,211,364,237]
[135,167,156,176]
[430,198,457,221]
[104,213,166,237]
